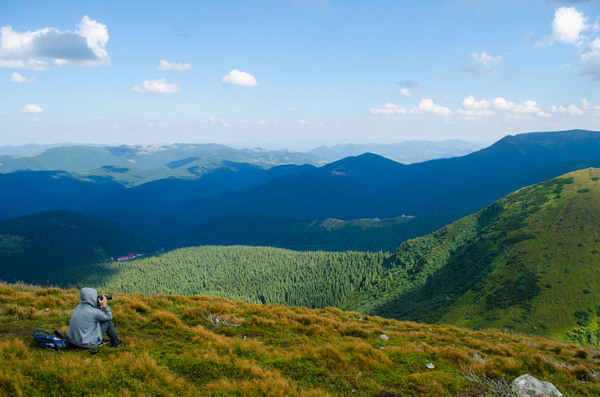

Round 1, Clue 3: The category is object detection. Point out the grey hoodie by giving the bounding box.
[66,287,113,348]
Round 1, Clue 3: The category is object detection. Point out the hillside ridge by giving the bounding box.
[1,283,600,396]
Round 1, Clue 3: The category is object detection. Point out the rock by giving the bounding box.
[380,334,389,341]
[511,374,562,397]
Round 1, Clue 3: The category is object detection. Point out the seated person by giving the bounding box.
[66,287,126,348]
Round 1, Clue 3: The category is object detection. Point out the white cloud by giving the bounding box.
[551,6,589,44]
[158,59,191,72]
[581,98,600,116]
[10,72,35,83]
[222,69,257,87]
[410,98,453,116]
[298,119,307,124]
[580,37,600,79]
[206,116,231,127]
[400,88,412,97]
[492,97,551,118]
[457,95,494,116]
[0,15,109,69]
[370,102,407,115]
[463,51,503,75]
[132,78,182,94]
[551,104,584,115]
[18,104,43,113]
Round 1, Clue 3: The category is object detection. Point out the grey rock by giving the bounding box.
[511,374,562,397]
[379,334,389,341]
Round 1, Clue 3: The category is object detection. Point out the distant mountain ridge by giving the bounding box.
[0,143,324,187]
[170,129,600,221]
[307,139,484,163]
[1,129,600,243]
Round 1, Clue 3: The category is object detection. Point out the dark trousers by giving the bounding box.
[100,320,120,346]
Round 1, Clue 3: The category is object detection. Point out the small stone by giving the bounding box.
[511,374,563,397]
[426,362,434,369]
[380,334,389,341]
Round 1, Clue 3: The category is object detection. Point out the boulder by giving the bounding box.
[511,374,562,397]
[379,334,389,341]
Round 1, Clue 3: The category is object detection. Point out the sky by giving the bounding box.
[1,0,600,150]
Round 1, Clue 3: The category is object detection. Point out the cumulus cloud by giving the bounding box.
[551,6,589,44]
[410,98,453,116]
[582,98,600,115]
[222,69,257,87]
[492,97,551,118]
[457,95,494,116]
[10,72,35,83]
[551,104,584,115]
[400,88,412,97]
[580,37,600,79]
[370,102,407,115]
[158,59,191,71]
[18,104,43,113]
[132,78,182,94]
[462,51,502,75]
[0,15,109,69]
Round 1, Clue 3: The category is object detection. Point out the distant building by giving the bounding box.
[117,253,135,261]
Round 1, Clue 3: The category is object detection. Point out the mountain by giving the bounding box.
[0,143,323,187]
[0,162,315,223]
[0,210,159,283]
[176,212,459,253]
[2,129,600,245]
[2,284,599,396]
[350,167,600,344]
[34,168,600,346]
[307,139,485,163]
[175,129,600,221]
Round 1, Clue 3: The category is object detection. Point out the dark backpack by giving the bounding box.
[33,330,69,351]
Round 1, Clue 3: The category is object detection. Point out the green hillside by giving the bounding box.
[2,284,599,396]
[16,168,600,347]
[357,168,600,344]
[0,211,159,283]
[177,212,461,253]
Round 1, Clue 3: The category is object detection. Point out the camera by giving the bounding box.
[98,294,113,301]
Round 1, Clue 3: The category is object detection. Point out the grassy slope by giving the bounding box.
[435,168,600,342]
[360,168,600,344]
[2,283,600,396]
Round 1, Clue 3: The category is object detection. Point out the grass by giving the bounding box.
[2,283,600,396]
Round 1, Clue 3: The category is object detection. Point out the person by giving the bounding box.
[66,287,126,348]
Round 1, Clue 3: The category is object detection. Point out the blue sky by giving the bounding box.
[1,0,600,149]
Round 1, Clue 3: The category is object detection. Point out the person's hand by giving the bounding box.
[98,295,108,308]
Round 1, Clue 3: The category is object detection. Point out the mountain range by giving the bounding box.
[1,130,599,239]
[7,167,599,345]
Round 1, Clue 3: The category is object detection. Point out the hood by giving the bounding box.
[80,287,98,307]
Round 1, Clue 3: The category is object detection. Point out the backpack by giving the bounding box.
[33,330,69,351]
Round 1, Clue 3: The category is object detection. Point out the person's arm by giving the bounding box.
[95,295,113,321]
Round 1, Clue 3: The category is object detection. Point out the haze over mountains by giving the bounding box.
[2,129,599,238]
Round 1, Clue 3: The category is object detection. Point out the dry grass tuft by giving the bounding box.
[149,311,186,330]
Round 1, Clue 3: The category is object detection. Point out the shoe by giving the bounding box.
[112,341,128,348]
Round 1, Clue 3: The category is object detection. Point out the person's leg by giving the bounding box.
[100,320,121,346]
